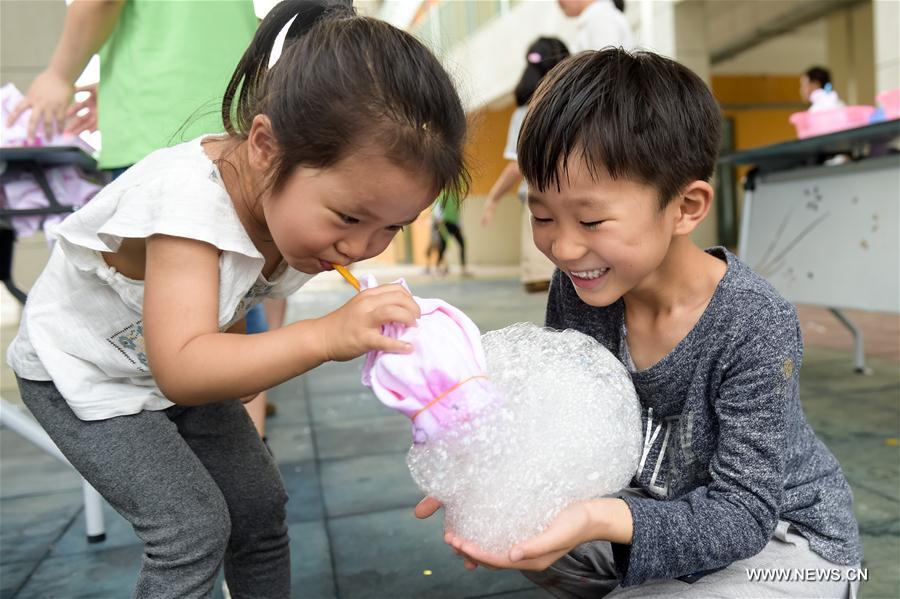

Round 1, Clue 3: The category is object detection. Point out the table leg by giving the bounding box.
[828,308,870,374]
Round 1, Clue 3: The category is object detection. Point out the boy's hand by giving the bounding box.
[417,496,632,572]
[447,501,593,572]
[414,495,586,571]
[314,283,420,362]
[414,495,443,519]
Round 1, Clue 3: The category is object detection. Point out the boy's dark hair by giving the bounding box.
[222,0,469,199]
[514,37,570,107]
[518,49,722,207]
[613,0,625,12]
[804,66,831,88]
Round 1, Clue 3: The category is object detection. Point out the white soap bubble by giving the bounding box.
[407,322,642,554]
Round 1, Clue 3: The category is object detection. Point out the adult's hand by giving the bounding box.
[65,83,98,136]
[5,69,74,143]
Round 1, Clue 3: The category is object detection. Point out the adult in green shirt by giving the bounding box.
[6,0,256,170]
[5,0,277,441]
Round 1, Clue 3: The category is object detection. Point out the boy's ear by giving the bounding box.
[672,180,714,236]
[247,114,276,172]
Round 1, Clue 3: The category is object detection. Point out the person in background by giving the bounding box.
[482,37,569,293]
[557,0,634,53]
[424,205,448,276]
[433,191,469,277]
[800,66,845,112]
[4,0,282,435]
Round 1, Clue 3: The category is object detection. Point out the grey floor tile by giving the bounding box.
[329,506,534,599]
[280,460,326,524]
[853,486,900,599]
[267,420,315,463]
[853,484,900,533]
[315,413,412,461]
[320,453,421,518]
[467,587,550,599]
[857,534,900,599]
[0,429,81,499]
[1,490,81,566]
[266,382,310,425]
[307,390,388,425]
[0,559,37,599]
[289,520,336,599]
[305,363,369,397]
[49,500,138,557]
[16,543,142,598]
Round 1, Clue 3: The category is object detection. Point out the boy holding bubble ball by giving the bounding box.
[417,49,862,598]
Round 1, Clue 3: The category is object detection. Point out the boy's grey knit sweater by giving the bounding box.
[545,247,861,587]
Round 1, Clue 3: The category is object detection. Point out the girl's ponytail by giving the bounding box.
[222,0,352,135]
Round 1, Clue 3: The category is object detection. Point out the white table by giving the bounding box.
[720,119,900,372]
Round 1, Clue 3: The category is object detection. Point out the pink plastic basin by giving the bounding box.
[876,88,900,120]
[789,105,876,139]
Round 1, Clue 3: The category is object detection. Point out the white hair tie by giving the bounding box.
[268,14,299,68]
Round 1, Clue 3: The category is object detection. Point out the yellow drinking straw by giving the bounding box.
[332,263,361,292]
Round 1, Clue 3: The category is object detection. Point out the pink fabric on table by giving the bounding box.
[1,169,101,241]
[360,275,501,444]
[1,83,101,243]
[1,83,95,151]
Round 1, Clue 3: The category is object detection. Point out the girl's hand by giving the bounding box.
[314,283,420,362]
[6,69,74,143]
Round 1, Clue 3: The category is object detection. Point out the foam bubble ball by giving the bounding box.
[407,322,642,554]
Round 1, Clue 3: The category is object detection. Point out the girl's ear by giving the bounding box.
[247,114,277,172]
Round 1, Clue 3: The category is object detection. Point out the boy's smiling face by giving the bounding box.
[528,156,680,307]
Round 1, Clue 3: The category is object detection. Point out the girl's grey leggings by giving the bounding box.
[17,377,291,599]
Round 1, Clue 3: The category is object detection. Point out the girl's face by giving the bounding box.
[263,152,436,274]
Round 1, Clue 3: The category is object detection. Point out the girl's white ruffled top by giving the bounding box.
[6,136,314,420]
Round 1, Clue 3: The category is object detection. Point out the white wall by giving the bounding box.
[873,0,900,93]
[0,1,66,92]
[713,20,828,75]
[444,1,579,111]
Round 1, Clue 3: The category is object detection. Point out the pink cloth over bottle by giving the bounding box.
[360,275,501,444]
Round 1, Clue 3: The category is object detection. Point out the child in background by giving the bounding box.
[424,202,448,276]
[6,1,468,596]
[433,191,469,277]
[800,66,845,112]
[482,37,570,293]
[418,49,861,599]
